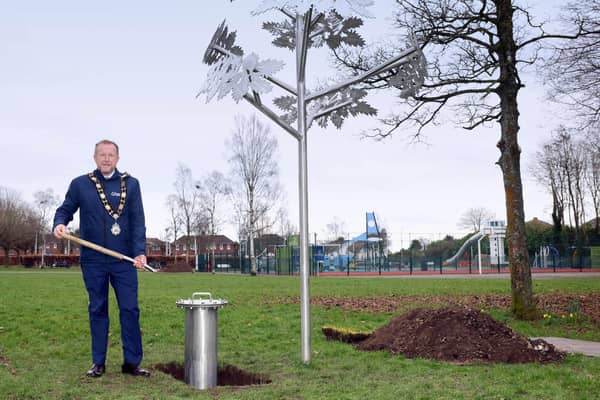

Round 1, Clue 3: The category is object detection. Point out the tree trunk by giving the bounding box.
[2,246,9,266]
[495,0,538,320]
[249,200,257,275]
[249,227,256,275]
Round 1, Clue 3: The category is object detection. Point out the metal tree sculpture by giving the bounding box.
[199,0,426,364]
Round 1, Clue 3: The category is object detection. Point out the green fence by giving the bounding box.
[191,244,595,276]
[592,247,600,268]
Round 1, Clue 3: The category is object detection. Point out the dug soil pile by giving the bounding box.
[354,306,565,364]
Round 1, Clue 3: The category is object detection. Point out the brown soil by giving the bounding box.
[161,262,195,273]
[349,306,565,364]
[153,362,271,386]
[272,293,600,364]
[276,293,600,322]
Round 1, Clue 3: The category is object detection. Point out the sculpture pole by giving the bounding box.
[200,2,426,364]
[295,9,312,364]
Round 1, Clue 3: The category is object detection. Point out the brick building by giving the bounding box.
[171,234,239,257]
[146,238,166,256]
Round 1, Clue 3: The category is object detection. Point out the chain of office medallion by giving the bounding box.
[88,172,128,220]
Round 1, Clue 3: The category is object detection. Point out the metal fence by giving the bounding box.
[203,244,598,276]
[13,245,598,275]
[195,253,591,277]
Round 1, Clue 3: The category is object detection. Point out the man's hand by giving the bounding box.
[53,224,67,239]
[133,255,147,271]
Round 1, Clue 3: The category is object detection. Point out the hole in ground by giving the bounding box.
[153,362,272,386]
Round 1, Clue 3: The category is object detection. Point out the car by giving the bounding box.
[51,260,71,268]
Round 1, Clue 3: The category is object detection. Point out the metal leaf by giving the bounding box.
[338,30,364,47]
[200,52,284,103]
[274,95,297,112]
[203,20,244,65]
[325,35,342,49]
[262,20,296,50]
[341,15,363,30]
[350,101,377,117]
[262,19,327,50]
[274,95,298,124]
[228,53,285,102]
[198,56,242,102]
[319,11,365,50]
[260,9,366,51]
[388,49,427,98]
[312,87,377,129]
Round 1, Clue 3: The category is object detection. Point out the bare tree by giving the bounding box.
[275,206,297,238]
[197,171,230,268]
[228,114,281,275]
[324,216,347,241]
[531,139,568,235]
[543,1,600,130]
[335,0,589,319]
[585,132,600,233]
[555,129,587,246]
[197,171,230,236]
[165,194,182,258]
[532,127,590,248]
[0,187,38,265]
[458,207,495,233]
[173,163,201,260]
[231,195,249,242]
[33,188,60,266]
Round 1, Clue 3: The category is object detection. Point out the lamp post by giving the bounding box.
[210,243,216,273]
[66,226,71,255]
[39,199,47,268]
[199,1,426,364]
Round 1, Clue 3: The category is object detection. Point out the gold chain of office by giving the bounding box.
[88,172,128,235]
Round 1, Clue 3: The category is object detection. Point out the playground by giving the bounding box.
[196,216,600,277]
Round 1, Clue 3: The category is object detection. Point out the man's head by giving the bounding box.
[94,140,120,176]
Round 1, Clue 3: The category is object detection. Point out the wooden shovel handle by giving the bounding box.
[60,232,156,272]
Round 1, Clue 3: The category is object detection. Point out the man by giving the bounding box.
[53,139,150,378]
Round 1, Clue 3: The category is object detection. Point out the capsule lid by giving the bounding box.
[176,292,228,308]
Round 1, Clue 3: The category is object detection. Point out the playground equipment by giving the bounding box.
[445,220,506,273]
[486,220,507,267]
[532,245,559,269]
[445,231,484,265]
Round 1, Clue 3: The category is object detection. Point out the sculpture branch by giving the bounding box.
[242,94,301,140]
[308,99,354,126]
[306,46,421,102]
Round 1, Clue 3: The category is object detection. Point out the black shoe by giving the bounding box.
[86,364,105,377]
[121,363,151,377]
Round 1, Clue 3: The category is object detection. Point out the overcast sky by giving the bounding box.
[1,1,567,250]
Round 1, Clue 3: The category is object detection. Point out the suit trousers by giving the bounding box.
[81,260,143,366]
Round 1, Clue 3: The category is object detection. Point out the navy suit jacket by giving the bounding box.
[53,169,146,264]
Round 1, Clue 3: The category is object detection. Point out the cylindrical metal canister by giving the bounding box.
[176,292,227,390]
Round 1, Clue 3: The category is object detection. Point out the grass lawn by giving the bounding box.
[0,267,599,399]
